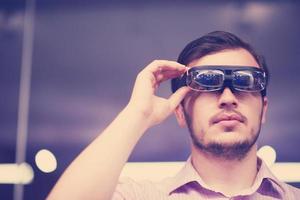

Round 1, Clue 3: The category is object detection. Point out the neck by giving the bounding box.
[191,144,258,197]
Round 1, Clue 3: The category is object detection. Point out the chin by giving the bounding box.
[208,130,248,142]
[192,138,254,160]
[189,123,261,160]
[209,138,247,148]
[213,138,248,147]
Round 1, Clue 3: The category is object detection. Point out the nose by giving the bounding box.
[218,87,238,110]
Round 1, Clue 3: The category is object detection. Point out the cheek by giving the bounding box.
[188,97,215,131]
[242,99,264,126]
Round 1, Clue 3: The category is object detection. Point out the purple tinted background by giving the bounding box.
[0,1,300,199]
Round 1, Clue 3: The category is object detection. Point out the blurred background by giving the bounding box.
[1,0,300,199]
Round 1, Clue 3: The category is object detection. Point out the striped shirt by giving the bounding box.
[113,158,300,199]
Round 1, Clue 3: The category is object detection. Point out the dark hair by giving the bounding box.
[171,31,269,96]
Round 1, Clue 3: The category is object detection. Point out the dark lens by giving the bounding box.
[187,69,224,91]
[233,71,253,88]
[233,70,266,91]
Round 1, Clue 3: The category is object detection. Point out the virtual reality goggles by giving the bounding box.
[180,66,267,95]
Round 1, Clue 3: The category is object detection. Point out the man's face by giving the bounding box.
[175,48,268,160]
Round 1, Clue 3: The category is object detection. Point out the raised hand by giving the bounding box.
[127,60,191,127]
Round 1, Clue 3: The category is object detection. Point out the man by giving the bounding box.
[47,31,300,200]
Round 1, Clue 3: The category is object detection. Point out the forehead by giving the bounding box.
[187,48,259,68]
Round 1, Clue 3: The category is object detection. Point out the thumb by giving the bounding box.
[168,86,191,110]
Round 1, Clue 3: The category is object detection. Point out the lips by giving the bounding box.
[212,113,244,124]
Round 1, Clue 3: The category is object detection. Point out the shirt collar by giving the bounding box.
[254,158,286,197]
[165,156,285,198]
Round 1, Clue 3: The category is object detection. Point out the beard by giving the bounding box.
[184,111,263,161]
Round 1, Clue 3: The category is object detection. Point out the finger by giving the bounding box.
[168,86,191,110]
[147,60,186,73]
[155,69,186,83]
[138,60,186,88]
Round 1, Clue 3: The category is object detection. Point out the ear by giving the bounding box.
[261,97,268,124]
[174,104,187,127]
